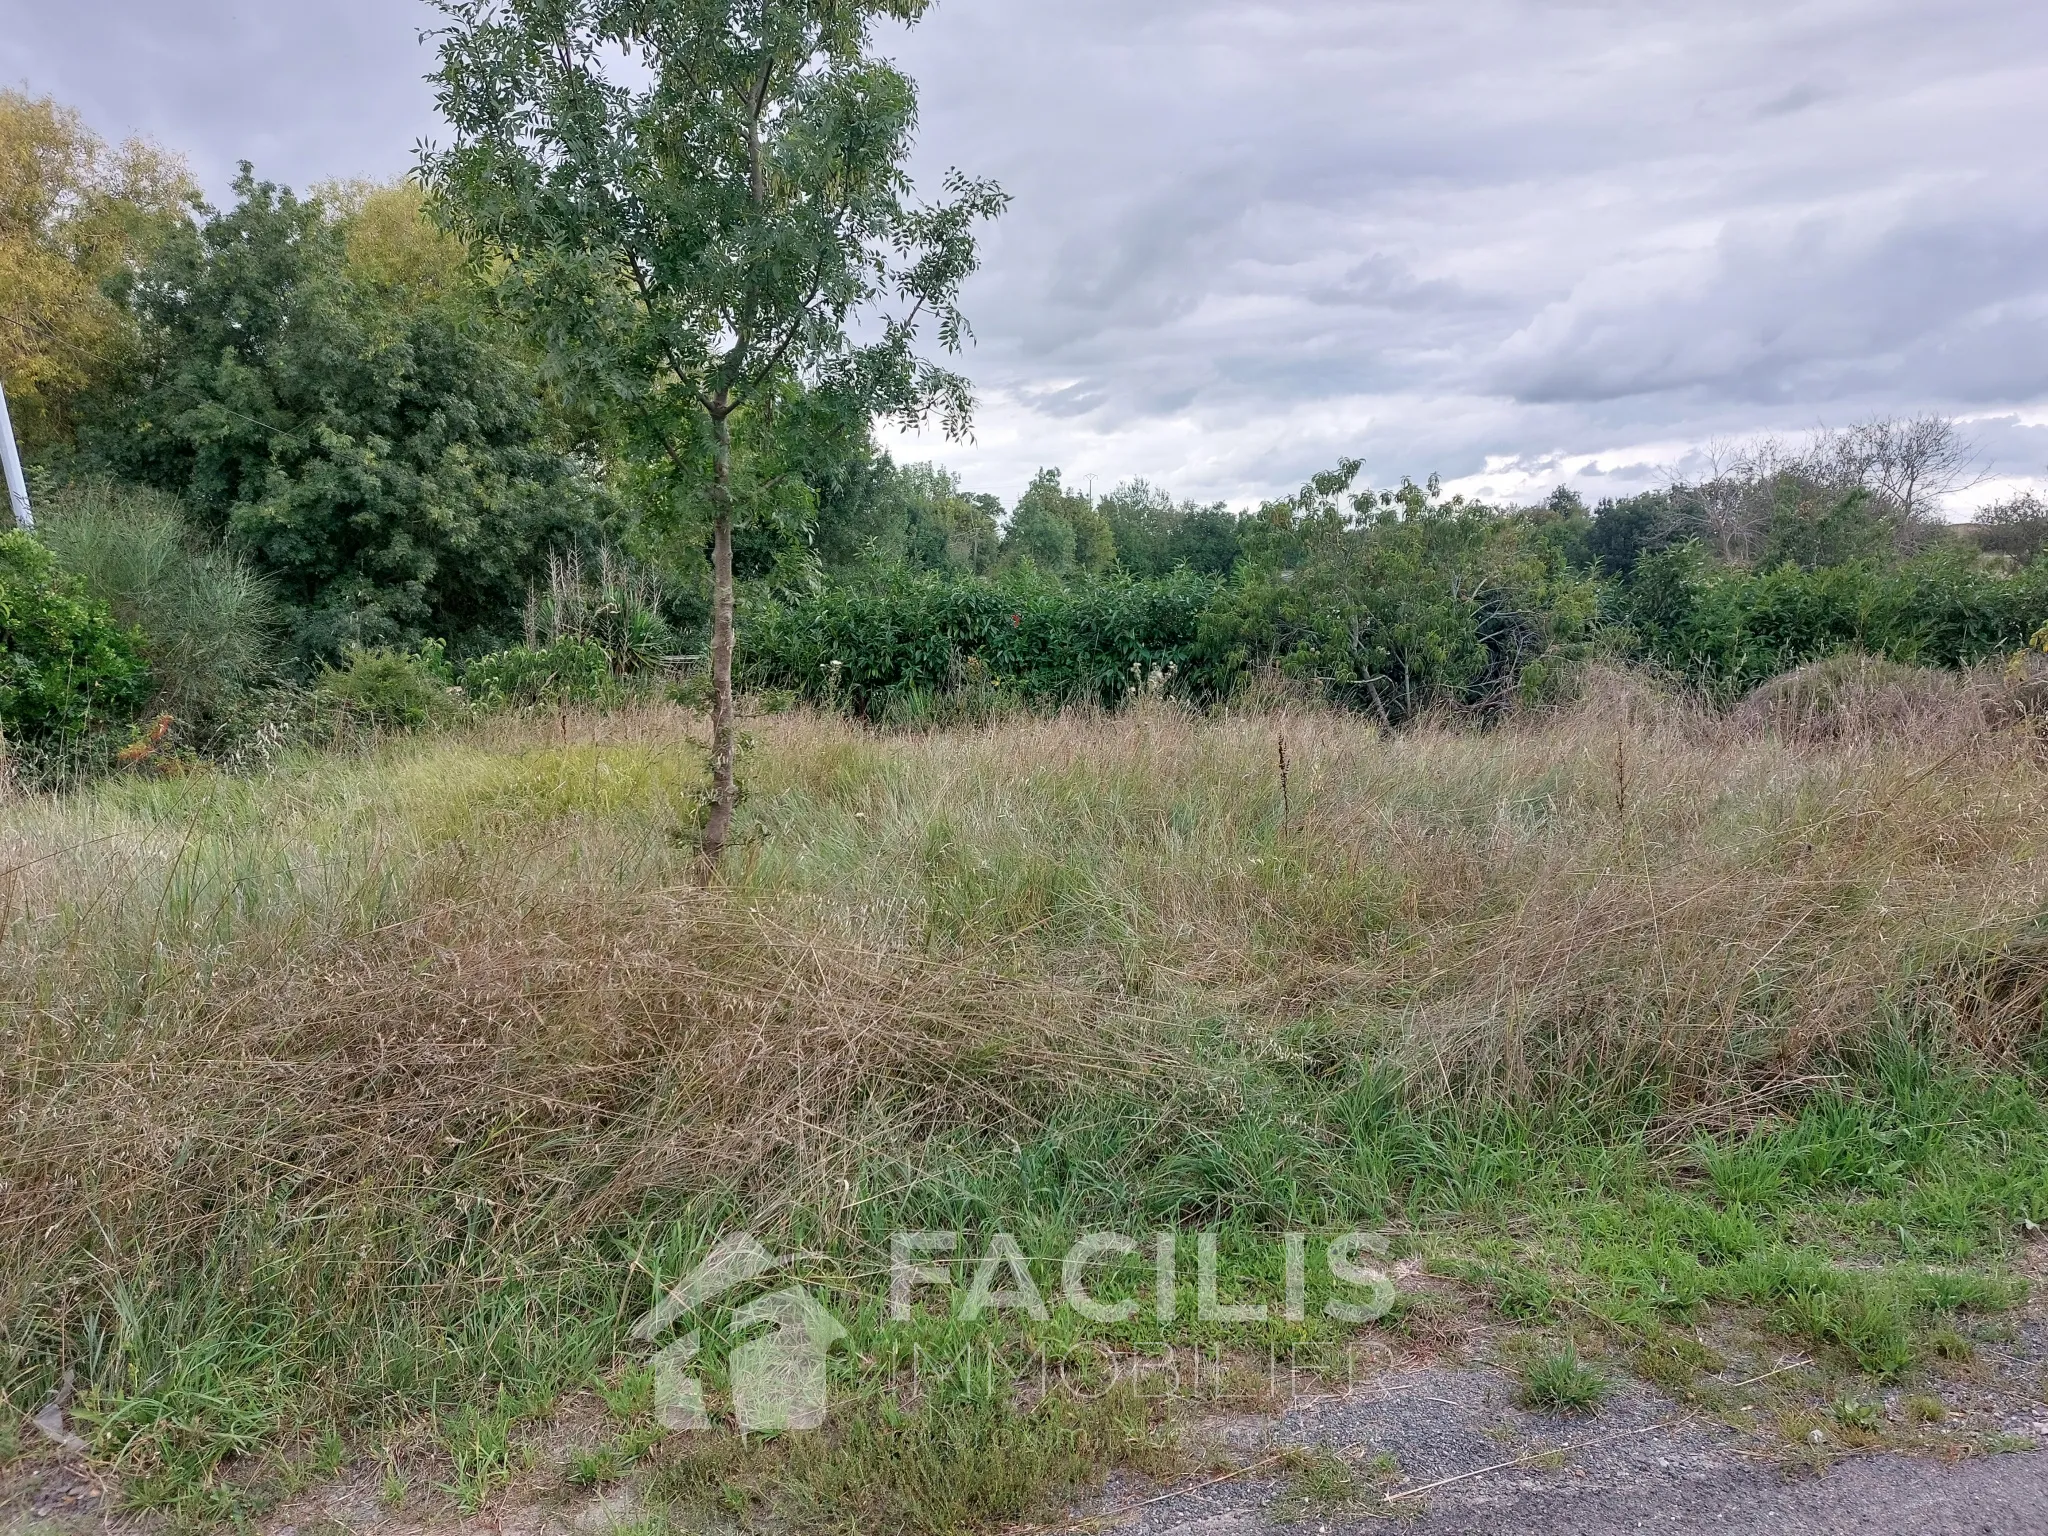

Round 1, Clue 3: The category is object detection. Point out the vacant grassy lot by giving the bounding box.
[4,679,2047,1527]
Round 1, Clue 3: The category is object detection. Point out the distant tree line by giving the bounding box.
[744,433,2048,720]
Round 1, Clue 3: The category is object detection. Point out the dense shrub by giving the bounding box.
[1974,492,2048,566]
[1580,490,1685,577]
[998,469,1117,577]
[746,492,1618,725]
[313,642,459,729]
[1097,480,1244,578]
[741,568,1218,715]
[463,637,616,708]
[1188,498,1601,721]
[0,531,151,760]
[740,502,1605,725]
[78,171,612,664]
[1621,545,2048,698]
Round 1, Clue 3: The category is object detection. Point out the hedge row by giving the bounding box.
[15,527,2048,767]
[743,547,2048,717]
[740,568,1219,714]
[1625,547,2048,698]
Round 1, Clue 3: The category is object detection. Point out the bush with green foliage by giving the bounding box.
[1097,479,1244,578]
[462,638,616,709]
[747,472,1606,725]
[999,469,1117,577]
[1578,489,1684,576]
[1974,491,2048,567]
[31,480,278,741]
[1756,486,1899,571]
[313,642,459,729]
[1187,475,1601,721]
[1620,544,2048,698]
[0,530,151,761]
[719,390,1003,579]
[835,459,1003,575]
[742,568,1219,715]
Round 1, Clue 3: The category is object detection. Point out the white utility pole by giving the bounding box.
[0,377,34,529]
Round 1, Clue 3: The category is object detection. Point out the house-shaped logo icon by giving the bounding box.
[631,1233,847,1433]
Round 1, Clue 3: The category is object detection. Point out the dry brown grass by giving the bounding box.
[3,685,2047,1334]
[1730,654,1998,746]
[739,683,2048,1099]
[0,820,1143,1305]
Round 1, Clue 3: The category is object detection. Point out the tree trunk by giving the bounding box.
[698,408,738,879]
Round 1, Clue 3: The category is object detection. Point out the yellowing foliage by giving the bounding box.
[0,92,194,449]
[317,177,472,310]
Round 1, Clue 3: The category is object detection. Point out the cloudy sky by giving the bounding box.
[8,0,2047,511]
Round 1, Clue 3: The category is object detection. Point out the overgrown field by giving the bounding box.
[4,683,2048,1527]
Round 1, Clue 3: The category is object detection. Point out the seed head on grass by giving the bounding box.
[1517,1346,1609,1414]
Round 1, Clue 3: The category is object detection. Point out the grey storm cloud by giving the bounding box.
[1492,188,2048,407]
[6,0,2046,507]
[881,0,2048,502]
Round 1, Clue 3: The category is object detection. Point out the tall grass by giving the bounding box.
[2,682,2045,1501]
[32,480,280,739]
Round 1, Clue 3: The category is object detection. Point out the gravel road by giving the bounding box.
[1105,1364,2048,1536]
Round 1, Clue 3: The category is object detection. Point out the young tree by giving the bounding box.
[424,0,1005,873]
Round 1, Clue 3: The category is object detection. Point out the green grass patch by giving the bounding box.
[1516,1345,1610,1413]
